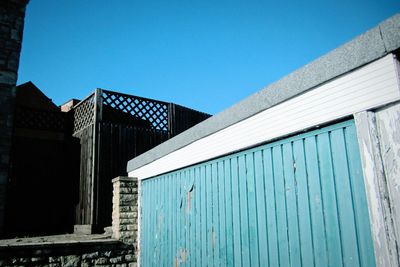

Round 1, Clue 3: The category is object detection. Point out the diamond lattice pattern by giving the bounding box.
[73,94,95,133]
[102,91,168,131]
[15,107,66,131]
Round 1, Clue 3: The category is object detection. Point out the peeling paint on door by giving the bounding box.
[140,120,375,266]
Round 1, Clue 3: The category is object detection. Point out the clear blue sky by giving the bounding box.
[17,1,399,115]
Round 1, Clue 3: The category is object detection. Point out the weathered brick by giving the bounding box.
[80,259,91,267]
[61,255,81,266]
[102,251,113,257]
[109,256,123,264]
[120,218,135,225]
[82,251,99,259]
[127,224,137,231]
[119,194,135,202]
[119,206,136,212]
[94,257,109,264]
[120,212,135,219]
[124,254,135,262]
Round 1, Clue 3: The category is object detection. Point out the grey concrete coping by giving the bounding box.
[0,233,118,248]
[127,13,400,173]
[111,176,138,183]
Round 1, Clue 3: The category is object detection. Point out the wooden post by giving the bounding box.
[168,103,175,138]
[92,88,102,231]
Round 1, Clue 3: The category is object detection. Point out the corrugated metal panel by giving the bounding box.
[130,54,400,180]
[140,120,375,266]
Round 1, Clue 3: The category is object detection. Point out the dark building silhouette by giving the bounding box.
[5,83,211,237]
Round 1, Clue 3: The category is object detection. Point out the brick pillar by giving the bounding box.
[0,0,29,237]
[112,176,138,262]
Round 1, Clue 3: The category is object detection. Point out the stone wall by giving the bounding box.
[0,176,139,266]
[112,177,139,261]
[0,241,135,267]
[0,0,29,237]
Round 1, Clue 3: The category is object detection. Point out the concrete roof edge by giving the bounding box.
[127,13,400,173]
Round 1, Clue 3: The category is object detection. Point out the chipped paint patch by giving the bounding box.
[211,230,217,249]
[186,185,194,213]
[174,248,188,266]
[376,103,400,254]
[180,248,188,262]
[355,110,400,267]
[157,213,163,233]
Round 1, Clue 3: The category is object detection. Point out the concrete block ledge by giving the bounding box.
[112,176,138,183]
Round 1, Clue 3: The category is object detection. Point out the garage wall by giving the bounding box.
[140,120,375,267]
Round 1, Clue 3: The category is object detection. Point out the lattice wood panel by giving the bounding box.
[101,90,169,131]
[14,106,67,131]
[73,94,95,134]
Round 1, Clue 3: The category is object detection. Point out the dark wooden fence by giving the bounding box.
[169,103,210,136]
[6,87,209,237]
[72,89,211,232]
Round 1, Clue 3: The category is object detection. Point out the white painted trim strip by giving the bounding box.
[129,54,400,180]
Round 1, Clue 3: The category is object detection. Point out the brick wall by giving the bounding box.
[0,0,29,236]
[0,241,135,267]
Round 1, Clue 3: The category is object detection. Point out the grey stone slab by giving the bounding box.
[127,13,400,173]
[380,13,400,52]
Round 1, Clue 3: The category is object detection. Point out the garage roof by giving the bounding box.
[127,13,400,173]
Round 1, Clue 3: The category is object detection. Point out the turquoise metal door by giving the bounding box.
[140,120,375,266]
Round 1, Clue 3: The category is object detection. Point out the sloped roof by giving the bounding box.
[16,81,59,111]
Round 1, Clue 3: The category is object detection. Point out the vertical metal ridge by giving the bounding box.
[314,134,329,267]
[342,126,363,266]
[327,130,345,267]
[300,138,315,267]
[225,158,234,267]
[280,144,292,267]
[258,149,270,266]
[270,147,280,267]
